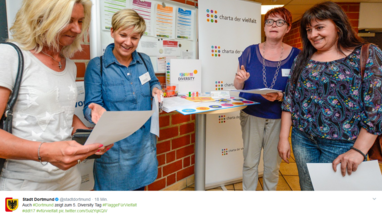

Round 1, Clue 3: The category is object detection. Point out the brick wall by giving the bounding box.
[72,0,198,191]
[283,2,360,50]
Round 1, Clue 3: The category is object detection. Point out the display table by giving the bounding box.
[194,106,246,191]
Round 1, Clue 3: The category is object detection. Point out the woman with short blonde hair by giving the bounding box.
[83,9,162,191]
[0,0,111,191]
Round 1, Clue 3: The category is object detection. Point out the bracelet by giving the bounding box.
[350,146,367,161]
[38,142,48,166]
[278,92,284,102]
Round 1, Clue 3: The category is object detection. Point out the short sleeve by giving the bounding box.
[281,56,298,112]
[238,45,254,71]
[0,44,20,92]
[360,44,382,135]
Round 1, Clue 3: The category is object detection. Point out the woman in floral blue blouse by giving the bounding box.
[278,1,382,190]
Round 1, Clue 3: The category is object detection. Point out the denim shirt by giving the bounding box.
[83,43,160,190]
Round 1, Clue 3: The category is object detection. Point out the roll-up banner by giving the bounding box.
[198,0,262,188]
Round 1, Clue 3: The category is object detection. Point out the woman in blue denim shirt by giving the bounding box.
[278,2,382,190]
[83,9,162,190]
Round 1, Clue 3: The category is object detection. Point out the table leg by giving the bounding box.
[195,114,206,191]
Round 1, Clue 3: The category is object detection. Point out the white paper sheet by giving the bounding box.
[101,0,127,30]
[162,97,195,113]
[230,88,281,95]
[85,111,154,146]
[138,41,158,56]
[132,0,152,36]
[307,161,382,191]
[176,8,193,39]
[150,96,160,137]
[155,4,174,38]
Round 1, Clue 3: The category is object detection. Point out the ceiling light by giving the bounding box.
[261,5,284,15]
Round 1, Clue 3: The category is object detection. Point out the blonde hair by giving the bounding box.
[9,0,92,58]
[111,9,146,36]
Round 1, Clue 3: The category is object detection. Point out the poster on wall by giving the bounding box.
[131,0,153,36]
[176,8,193,39]
[101,0,128,31]
[155,4,175,38]
[199,0,261,188]
[170,59,201,95]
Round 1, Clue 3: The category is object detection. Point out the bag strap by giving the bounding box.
[0,42,24,133]
[360,43,371,81]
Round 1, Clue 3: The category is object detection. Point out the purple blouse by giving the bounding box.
[282,44,382,140]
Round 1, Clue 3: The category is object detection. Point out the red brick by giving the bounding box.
[176,145,194,159]
[191,114,195,120]
[346,12,359,20]
[183,156,190,167]
[171,113,191,124]
[167,173,176,186]
[177,166,194,181]
[157,76,165,84]
[350,20,359,27]
[148,178,166,190]
[75,62,86,78]
[191,154,195,165]
[172,135,190,149]
[191,133,195,144]
[163,160,182,176]
[166,151,175,163]
[157,154,166,166]
[180,122,194,135]
[186,1,196,6]
[157,140,170,154]
[159,115,170,127]
[339,5,348,12]
[71,45,90,60]
[158,126,178,141]
[349,5,360,12]
[157,167,162,179]
[171,0,186,4]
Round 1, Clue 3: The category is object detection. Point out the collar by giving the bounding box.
[102,43,143,67]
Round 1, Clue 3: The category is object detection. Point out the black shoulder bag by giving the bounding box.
[0,42,25,172]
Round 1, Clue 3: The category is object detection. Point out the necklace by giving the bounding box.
[41,51,62,69]
[262,43,283,89]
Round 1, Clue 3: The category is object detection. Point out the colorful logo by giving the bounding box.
[215,81,223,90]
[5,198,18,212]
[222,148,228,156]
[211,45,221,57]
[179,70,197,77]
[206,9,218,23]
[219,115,226,123]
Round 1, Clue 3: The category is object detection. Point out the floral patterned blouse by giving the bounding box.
[282,44,382,140]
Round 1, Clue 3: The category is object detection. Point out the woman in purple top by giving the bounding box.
[234,7,300,191]
[279,1,382,190]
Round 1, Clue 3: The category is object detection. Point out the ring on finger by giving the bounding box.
[78,159,81,164]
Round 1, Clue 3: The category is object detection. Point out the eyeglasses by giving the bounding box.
[265,19,287,27]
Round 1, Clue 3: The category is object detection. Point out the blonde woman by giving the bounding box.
[0,0,111,191]
[83,9,162,190]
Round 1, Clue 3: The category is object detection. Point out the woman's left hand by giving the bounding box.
[152,87,163,102]
[262,92,283,102]
[332,150,364,176]
[95,143,114,155]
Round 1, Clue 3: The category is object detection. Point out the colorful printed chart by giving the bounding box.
[132,0,152,36]
[176,97,258,115]
[156,4,174,38]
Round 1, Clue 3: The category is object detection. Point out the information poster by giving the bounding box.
[155,4,174,38]
[101,0,127,30]
[176,8,193,39]
[132,0,152,36]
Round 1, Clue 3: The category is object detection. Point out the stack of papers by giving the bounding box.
[162,97,196,113]
[230,88,281,95]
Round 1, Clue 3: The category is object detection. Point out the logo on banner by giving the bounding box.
[5,198,18,212]
[215,81,223,90]
[211,45,221,57]
[219,115,226,123]
[206,9,218,23]
[179,70,198,81]
[222,148,228,156]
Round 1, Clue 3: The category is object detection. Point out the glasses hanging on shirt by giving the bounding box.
[265,19,287,27]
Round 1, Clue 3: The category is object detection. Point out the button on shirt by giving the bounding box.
[83,43,160,190]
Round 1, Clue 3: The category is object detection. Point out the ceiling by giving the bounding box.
[247,0,382,23]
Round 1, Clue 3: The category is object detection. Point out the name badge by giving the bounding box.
[282,69,291,77]
[139,72,151,85]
